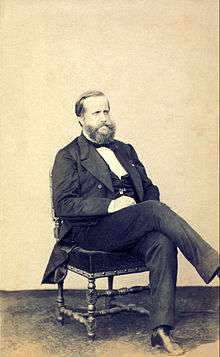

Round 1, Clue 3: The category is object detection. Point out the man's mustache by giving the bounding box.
[96,122,115,130]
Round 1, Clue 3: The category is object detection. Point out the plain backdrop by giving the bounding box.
[1,0,219,290]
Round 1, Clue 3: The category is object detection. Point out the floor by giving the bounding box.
[0,287,219,357]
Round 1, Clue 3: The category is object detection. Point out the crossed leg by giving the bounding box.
[78,200,219,284]
[73,200,219,355]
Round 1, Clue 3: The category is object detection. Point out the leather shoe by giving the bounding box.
[151,327,184,355]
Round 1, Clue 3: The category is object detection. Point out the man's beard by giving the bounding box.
[84,121,116,144]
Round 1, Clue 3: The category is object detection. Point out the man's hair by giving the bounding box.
[75,90,109,117]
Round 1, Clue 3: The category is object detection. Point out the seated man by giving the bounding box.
[42,90,219,355]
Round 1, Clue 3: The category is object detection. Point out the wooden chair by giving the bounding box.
[50,171,150,339]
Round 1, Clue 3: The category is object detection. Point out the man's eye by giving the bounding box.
[104,111,109,115]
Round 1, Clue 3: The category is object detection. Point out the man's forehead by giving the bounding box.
[84,95,109,110]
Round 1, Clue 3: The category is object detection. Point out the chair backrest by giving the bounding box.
[49,168,62,241]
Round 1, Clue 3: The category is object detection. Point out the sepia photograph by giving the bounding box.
[1,1,219,356]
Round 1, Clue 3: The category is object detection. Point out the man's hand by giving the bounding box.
[108,196,136,213]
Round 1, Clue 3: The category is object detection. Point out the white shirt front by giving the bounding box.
[96,146,127,178]
[82,132,131,213]
[83,131,127,178]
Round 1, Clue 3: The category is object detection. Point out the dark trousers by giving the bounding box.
[75,200,219,329]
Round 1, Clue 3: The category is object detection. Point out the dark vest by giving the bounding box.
[109,170,136,199]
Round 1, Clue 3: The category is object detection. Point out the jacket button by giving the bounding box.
[98,184,102,189]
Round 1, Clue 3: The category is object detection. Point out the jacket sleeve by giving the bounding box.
[52,149,112,218]
[128,144,160,201]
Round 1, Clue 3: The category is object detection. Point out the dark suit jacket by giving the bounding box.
[42,133,160,283]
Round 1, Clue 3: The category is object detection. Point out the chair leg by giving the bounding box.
[105,276,115,308]
[56,281,64,325]
[86,278,97,340]
[108,276,114,290]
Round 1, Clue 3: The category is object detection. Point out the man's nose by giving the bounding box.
[100,112,108,122]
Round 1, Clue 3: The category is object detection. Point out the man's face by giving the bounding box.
[80,95,116,144]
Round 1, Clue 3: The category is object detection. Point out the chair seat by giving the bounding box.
[68,246,146,274]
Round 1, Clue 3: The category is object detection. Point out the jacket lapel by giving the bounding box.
[77,133,144,200]
[114,147,144,201]
[78,134,114,193]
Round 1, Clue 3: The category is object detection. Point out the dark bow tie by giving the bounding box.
[92,141,117,150]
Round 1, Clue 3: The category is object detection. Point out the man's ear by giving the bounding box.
[78,116,84,127]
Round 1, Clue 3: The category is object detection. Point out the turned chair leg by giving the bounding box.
[86,278,97,340]
[56,281,64,325]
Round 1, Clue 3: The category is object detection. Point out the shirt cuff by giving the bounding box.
[108,200,115,213]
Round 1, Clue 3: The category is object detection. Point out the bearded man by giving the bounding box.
[42,90,219,355]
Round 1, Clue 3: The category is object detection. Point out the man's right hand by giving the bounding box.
[108,196,136,213]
